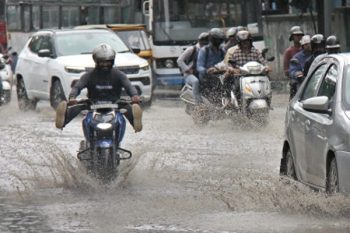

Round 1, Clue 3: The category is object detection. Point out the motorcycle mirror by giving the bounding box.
[267,56,275,62]
[290,58,300,65]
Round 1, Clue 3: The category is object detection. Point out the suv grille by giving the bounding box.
[118,66,139,74]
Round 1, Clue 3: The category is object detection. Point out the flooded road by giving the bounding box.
[1,92,350,233]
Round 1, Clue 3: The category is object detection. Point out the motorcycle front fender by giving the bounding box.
[248,99,269,111]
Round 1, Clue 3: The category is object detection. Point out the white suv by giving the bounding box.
[15,29,153,110]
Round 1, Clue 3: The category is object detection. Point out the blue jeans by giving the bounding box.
[185,74,202,104]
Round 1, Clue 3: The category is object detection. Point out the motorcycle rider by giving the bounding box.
[224,27,238,51]
[177,32,209,104]
[303,34,326,77]
[288,34,312,99]
[325,35,341,54]
[55,43,143,132]
[283,26,304,78]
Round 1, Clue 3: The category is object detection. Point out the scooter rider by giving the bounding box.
[325,35,341,54]
[55,43,143,132]
[288,35,312,99]
[196,28,226,82]
[177,32,209,104]
[223,30,268,101]
[303,34,326,77]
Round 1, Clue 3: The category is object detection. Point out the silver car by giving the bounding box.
[280,53,350,194]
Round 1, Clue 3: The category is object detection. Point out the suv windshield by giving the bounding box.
[55,31,130,56]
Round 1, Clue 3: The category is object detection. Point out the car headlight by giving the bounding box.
[139,63,150,71]
[96,123,112,130]
[65,66,85,74]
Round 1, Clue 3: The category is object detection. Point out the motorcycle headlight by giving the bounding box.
[65,66,85,74]
[96,123,112,130]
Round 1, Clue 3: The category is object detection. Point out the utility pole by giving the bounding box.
[324,0,333,37]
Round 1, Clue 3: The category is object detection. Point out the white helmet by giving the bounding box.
[226,27,237,39]
[92,43,116,62]
[300,35,311,46]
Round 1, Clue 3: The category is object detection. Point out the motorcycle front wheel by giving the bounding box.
[94,148,118,183]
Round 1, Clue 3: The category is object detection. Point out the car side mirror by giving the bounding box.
[302,96,332,115]
[38,49,52,58]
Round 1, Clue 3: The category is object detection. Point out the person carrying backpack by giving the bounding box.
[177,32,209,104]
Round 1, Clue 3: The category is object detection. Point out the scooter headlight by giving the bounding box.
[96,123,113,130]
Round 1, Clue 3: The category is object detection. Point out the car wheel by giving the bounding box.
[17,78,37,111]
[284,149,297,180]
[326,157,339,194]
[50,80,66,109]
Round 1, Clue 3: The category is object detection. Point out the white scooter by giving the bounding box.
[180,61,272,125]
[230,61,272,124]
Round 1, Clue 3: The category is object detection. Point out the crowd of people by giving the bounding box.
[177,26,269,106]
[283,25,341,99]
[177,25,342,106]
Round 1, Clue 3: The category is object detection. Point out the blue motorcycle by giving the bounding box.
[77,100,132,182]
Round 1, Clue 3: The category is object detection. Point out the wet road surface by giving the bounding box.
[1,92,350,233]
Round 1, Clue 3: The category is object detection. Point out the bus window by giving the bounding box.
[32,6,41,30]
[85,7,100,25]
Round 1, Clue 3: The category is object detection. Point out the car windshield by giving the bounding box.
[343,64,350,110]
[55,31,130,56]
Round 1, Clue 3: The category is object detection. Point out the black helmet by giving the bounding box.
[226,27,237,39]
[236,30,252,43]
[209,28,225,40]
[326,35,340,49]
[311,34,325,45]
[198,32,209,44]
[289,26,304,41]
[209,28,224,47]
[311,34,325,51]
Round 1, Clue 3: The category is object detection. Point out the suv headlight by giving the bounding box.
[139,63,150,71]
[65,66,85,74]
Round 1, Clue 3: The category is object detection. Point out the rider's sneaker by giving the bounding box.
[132,104,143,132]
[55,101,67,129]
